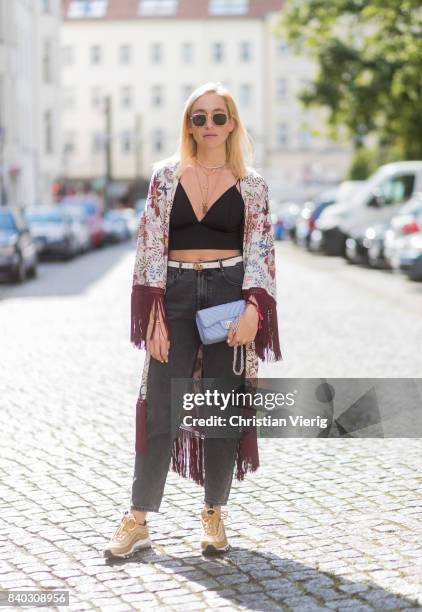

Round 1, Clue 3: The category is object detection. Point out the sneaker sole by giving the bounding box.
[104,537,151,559]
[202,543,230,554]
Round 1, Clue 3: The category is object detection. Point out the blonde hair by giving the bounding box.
[154,82,254,180]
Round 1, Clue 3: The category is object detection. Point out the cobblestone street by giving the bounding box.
[0,240,421,611]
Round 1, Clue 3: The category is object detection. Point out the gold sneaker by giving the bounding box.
[104,511,151,559]
[200,505,230,553]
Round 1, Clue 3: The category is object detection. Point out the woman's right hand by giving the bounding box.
[146,312,170,363]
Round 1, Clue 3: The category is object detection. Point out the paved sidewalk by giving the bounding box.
[0,241,421,611]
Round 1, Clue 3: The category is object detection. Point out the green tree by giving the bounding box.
[276,0,422,161]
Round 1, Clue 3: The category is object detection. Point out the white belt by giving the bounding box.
[168,255,243,271]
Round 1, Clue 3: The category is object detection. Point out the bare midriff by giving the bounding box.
[168,248,241,262]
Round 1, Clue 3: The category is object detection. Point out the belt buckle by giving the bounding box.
[193,262,203,271]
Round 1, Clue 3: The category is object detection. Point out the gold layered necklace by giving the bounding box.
[194,158,226,216]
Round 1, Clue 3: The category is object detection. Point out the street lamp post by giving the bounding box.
[103,94,112,213]
[134,113,143,181]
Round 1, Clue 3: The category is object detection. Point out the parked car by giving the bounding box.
[382,195,422,269]
[312,161,422,256]
[388,230,422,278]
[0,207,38,283]
[119,208,139,238]
[135,198,146,219]
[345,222,390,266]
[361,196,422,269]
[407,252,422,282]
[103,210,132,243]
[345,196,422,266]
[296,191,336,249]
[60,203,91,254]
[59,194,105,248]
[25,206,78,260]
[363,224,390,269]
[274,202,304,242]
[306,181,364,252]
[271,211,287,240]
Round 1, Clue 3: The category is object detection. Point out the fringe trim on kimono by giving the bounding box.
[136,402,260,485]
[242,287,282,362]
[131,284,170,349]
[169,427,259,486]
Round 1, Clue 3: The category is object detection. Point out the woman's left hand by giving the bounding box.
[227,304,259,347]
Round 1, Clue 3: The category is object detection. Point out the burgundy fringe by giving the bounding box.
[170,428,205,486]
[236,429,260,480]
[131,285,170,349]
[169,427,259,485]
[242,287,282,362]
[136,399,259,480]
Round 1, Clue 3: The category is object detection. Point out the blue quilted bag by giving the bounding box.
[196,299,247,375]
[196,299,246,345]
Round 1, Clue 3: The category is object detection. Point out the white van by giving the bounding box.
[312,161,422,255]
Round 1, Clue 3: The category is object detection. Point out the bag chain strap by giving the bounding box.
[231,315,244,375]
[230,299,262,375]
[232,344,244,375]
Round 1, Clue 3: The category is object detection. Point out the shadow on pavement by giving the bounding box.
[105,546,419,610]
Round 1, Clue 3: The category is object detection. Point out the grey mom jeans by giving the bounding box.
[131,255,245,512]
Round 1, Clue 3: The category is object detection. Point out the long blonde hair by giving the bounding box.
[154,82,254,180]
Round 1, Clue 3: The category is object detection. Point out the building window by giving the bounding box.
[92,131,105,154]
[277,123,289,147]
[90,45,102,64]
[119,44,132,64]
[120,86,132,109]
[150,42,163,64]
[239,41,251,62]
[152,129,164,153]
[63,132,76,155]
[42,40,52,83]
[209,0,248,15]
[63,87,76,110]
[121,131,133,154]
[276,78,288,100]
[211,42,224,63]
[62,46,74,67]
[44,111,53,154]
[91,86,103,109]
[139,0,178,15]
[239,83,252,107]
[276,38,289,56]
[298,128,312,149]
[181,42,193,64]
[68,0,108,18]
[181,84,193,104]
[151,85,163,107]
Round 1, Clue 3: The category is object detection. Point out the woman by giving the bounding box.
[104,82,282,559]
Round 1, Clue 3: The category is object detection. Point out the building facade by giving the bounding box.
[61,0,352,196]
[0,0,62,208]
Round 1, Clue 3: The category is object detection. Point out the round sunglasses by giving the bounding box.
[189,111,229,127]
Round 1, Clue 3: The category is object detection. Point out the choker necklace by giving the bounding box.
[196,158,226,171]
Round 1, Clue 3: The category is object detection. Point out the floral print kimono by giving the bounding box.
[131,160,282,486]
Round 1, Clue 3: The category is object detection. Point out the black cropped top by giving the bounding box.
[169,179,245,250]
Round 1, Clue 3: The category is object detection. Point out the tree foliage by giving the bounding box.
[276,0,422,159]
